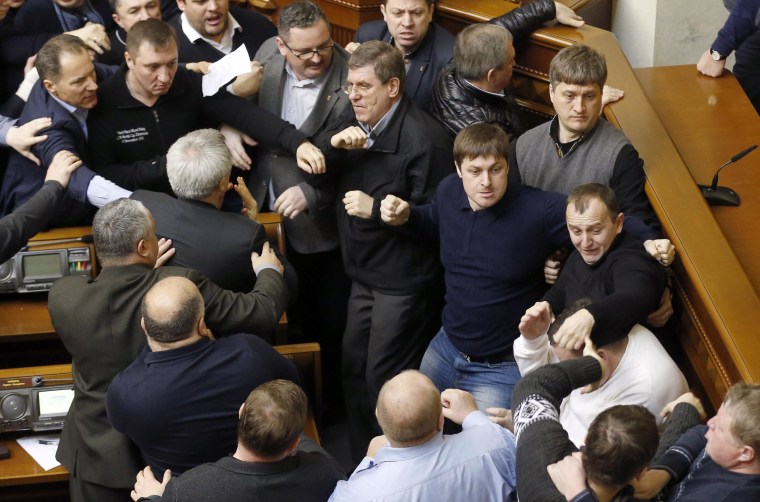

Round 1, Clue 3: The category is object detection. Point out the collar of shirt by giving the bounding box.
[284,62,326,89]
[181,12,241,54]
[144,337,212,365]
[372,433,445,465]
[49,92,89,137]
[358,98,401,148]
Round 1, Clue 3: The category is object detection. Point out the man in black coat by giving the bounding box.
[321,41,453,462]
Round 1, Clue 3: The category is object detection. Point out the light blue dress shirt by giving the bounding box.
[329,410,516,502]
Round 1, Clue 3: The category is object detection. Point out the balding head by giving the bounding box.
[141,277,204,344]
[376,370,442,446]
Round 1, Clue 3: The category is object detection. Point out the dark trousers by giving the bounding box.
[69,474,131,502]
[286,246,350,411]
[342,280,442,462]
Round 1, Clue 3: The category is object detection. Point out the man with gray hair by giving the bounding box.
[432,3,570,139]
[322,40,453,462]
[130,128,290,295]
[49,197,287,501]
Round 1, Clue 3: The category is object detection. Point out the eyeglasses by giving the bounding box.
[342,82,382,96]
[281,39,334,60]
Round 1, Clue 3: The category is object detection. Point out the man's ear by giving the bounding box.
[738,445,756,464]
[112,13,123,30]
[136,238,150,258]
[43,79,56,94]
[486,67,497,84]
[176,0,186,12]
[238,402,245,419]
[198,317,211,339]
[614,212,624,234]
[387,77,400,98]
[125,51,135,69]
[140,317,148,336]
[275,37,287,57]
[380,4,387,21]
[454,161,463,178]
[549,83,555,104]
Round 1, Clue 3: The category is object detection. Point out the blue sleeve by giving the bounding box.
[712,0,760,56]
[651,425,708,481]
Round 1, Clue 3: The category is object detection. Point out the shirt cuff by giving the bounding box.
[462,410,490,429]
[86,176,133,207]
[254,264,282,276]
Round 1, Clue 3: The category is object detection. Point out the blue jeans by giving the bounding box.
[420,328,520,410]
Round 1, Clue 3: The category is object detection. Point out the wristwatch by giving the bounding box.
[711,48,726,61]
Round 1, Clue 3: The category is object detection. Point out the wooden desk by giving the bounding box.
[0,347,321,492]
[635,65,760,292]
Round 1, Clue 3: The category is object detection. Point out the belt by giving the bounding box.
[459,347,515,364]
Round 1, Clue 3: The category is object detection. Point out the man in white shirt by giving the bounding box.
[497,298,688,447]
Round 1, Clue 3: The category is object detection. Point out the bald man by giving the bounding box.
[106,277,299,478]
[329,370,517,501]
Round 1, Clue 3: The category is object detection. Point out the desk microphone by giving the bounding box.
[699,144,757,206]
[23,234,93,250]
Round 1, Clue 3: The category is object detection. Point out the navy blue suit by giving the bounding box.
[356,21,455,112]
[0,72,114,225]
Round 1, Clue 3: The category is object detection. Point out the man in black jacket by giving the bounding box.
[87,18,325,192]
[323,41,453,462]
[354,0,583,112]
[431,0,585,139]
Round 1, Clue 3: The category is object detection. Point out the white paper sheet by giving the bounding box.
[16,434,61,471]
[202,45,252,96]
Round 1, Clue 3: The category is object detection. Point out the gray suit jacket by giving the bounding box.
[252,38,351,254]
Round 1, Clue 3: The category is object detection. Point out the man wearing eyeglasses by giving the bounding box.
[322,40,453,463]
[227,0,354,418]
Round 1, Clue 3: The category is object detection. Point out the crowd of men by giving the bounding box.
[0,0,759,501]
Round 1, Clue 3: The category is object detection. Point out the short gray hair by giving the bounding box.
[277,0,328,40]
[454,23,512,80]
[348,41,405,93]
[166,129,232,200]
[93,198,152,265]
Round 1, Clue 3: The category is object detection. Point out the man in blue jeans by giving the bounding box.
[380,123,570,409]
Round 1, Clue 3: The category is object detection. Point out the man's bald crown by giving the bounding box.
[376,370,441,444]
[142,277,204,343]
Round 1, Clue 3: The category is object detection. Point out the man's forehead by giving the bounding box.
[285,19,331,46]
[566,200,611,223]
[554,82,601,94]
[133,40,178,61]
[461,155,506,168]
[385,0,431,11]
[347,65,379,83]
[117,0,153,12]
[58,51,94,78]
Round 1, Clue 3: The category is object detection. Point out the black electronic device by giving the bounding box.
[0,384,74,433]
[0,246,92,294]
[699,144,758,206]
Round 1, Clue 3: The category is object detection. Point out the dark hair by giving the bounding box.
[36,35,89,82]
[566,183,620,222]
[277,0,328,40]
[548,298,593,341]
[141,278,203,344]
[238,380,308,457]
[453,123,510,166]
[583,405,658,488]
[126,18,177,56]
[454,23,512,80]
[549,44,607,89]
[348,40,406,93]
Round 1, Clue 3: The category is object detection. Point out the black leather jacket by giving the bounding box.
[432,0,556,138]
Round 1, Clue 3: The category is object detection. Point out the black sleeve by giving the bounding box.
[489,0,555,44]
[93,156,171,193]
[512,356,602,502]
[0,94,25,119]
[610,144,662,234]
[652,403,702,464]
[201,91,309,155]
[0,180,63,262]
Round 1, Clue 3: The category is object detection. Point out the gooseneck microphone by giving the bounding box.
[699,144,757,206]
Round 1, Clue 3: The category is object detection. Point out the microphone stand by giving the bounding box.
[698,145,757,206]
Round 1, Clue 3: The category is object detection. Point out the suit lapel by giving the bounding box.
[259,53,285,116]
[299,52,347,136]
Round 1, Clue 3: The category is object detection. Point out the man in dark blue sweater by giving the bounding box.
[380,123,570,409]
